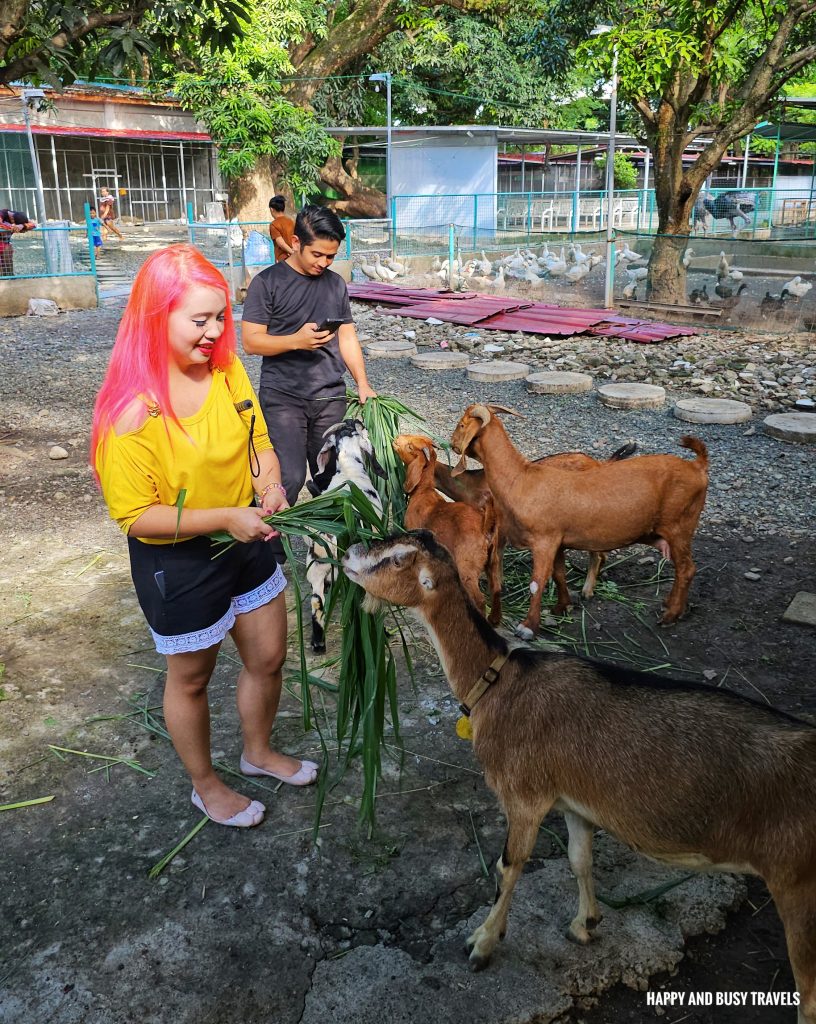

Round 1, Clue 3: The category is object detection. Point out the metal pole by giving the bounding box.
[639,148,650,232]
[21,92,53,273]
[603,47,618,308]
[741,134,751,189]
[573,144,582,234]
[385,73,392,218]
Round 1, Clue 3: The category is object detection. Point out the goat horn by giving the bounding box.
[470,404,492,425]
[321,421,347,438]
[487,404,524,418]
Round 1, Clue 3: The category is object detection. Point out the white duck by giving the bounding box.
[565,262,590,283]
[374,254,398,282]
[491,266,506,290]
[359,258,379,282]
[783,276,812,300]
[618,241,645,265]
[626,265,649,284]
[716,251,730,280]
[623,280,638,299]
[384,257,406,275]
[682,247,695,269]
[478,250,492,275]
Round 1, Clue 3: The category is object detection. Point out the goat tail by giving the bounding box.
[679,435,708,467]
[609,441,637,462]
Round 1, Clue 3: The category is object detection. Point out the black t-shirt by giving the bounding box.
[242,260,353,399]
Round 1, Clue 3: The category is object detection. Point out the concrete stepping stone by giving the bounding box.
[673,398,752,424]
[364,339,418,358]
[782,592,816,627]
[763,412,816,445]
[526,371,593,395]
[467,361,531,383]
[598,383,666,410]
[410,350,470,370]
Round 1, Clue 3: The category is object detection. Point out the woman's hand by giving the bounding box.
[357,382,378,403]
[224,506,276,543]
[260,486,289,517]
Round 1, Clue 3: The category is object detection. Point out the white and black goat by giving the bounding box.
[305,419,385,652]
[343,532,816,1021]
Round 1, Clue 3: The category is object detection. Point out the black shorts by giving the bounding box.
[127,535,287,655]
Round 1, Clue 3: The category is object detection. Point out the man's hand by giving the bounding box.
[295,323,332,350]
[357,383,378,403]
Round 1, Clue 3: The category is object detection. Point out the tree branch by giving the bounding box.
[0,4,150,85]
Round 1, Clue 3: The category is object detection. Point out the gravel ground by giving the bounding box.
[1,278,814,542]
[2,237,815,1024]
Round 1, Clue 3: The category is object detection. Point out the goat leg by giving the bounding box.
[551,548,573,616]
[515,546,556,639]
[563,810,602,944]
[768,878,816,1024]
[581,552,606,600]
[659,534,695,624]
[465,804,549,970]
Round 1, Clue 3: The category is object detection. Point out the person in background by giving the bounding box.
[92,244,318,829]
[98,187,124,241]
[0,209,36,277]
[268,194,295,262]
[88,207,104,253]
[241,205,376,546]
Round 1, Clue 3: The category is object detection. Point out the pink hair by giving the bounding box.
[90,244,237,474]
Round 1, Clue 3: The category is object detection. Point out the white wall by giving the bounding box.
[392,134,497,231]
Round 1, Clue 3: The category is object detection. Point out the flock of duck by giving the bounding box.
[354,244,813,319]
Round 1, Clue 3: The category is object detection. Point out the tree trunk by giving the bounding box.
[230,156,293,223]
[319,155,386,218]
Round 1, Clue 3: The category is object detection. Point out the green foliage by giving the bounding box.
[167,0,339,191]
[0,0,249,88]
[595,150,638,189]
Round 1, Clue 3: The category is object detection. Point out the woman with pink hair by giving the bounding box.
[92,244,318,828]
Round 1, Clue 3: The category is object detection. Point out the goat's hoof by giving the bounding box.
[585,914,603,930]
[566,924,594,946]
[311,641,327,653]
[553,602,574,616]
[468,950,492,972]
[514,623,535,641]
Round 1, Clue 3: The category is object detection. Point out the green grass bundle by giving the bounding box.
[212,395,431,832]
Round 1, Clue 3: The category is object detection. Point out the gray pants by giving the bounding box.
[259,387,347,503]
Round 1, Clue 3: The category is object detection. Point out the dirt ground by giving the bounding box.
[1,285,814,1022]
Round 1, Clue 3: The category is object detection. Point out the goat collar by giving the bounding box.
[459,652,509,716]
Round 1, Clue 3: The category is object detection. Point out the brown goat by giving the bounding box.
[402,434,644,602]
[451,404,708,636]
[342,532,816,1022]
[395,436,502,624]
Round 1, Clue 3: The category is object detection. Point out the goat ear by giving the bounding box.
[451,452,468,477]
[404,456,423,494]
[487,404,524,418]
[418,567,435,591]
[315,439,336,477]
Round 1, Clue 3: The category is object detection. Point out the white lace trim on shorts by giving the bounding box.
[151,565,288,655]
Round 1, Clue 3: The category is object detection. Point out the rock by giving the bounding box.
[364,340,418,359]
[743,571,761,581]
[782,592,816,627]
[598,383,666,410]
[763,413,816,445]
[410,351,470,370]
[526,371,594,395]
[483,344,506,354]
[48,445,69,460]
[27,298,60,317]
[702,669,718,681]
[673,398,752,425]
[467,361,530,383]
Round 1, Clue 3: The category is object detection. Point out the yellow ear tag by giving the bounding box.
[455,716,473,741]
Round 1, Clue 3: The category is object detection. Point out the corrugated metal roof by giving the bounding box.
[0,123,210,143]
[348,283,697,343]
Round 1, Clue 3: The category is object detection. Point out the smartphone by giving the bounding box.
[315,318,344,334]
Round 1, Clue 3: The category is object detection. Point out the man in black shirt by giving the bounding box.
[241,205,377,510]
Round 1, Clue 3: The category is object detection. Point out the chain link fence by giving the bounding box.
[0,223,95,279]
